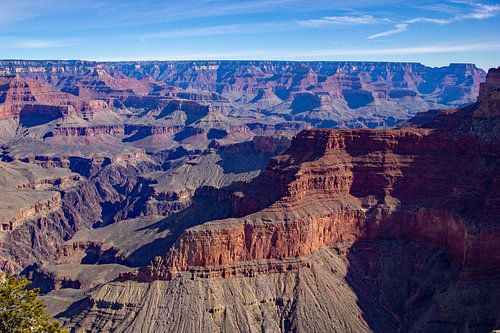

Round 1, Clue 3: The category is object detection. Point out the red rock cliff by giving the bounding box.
[0,75,111,120]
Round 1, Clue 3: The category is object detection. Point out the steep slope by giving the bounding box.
[153,123,498,279]
[0,152,156,274]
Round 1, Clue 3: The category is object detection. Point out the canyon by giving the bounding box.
[0,60,485,129]
[0,61,498,332]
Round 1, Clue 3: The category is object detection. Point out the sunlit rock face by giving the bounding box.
[112,68,498,333]
[144,122,499,280]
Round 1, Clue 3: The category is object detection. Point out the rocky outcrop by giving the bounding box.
[58,66,154,99]
[29,266,82,292]
[0,192,61,232]
[49,125,125,138]
[247,122,313,137]
[0,152,157,274]
[62,249,375,333]
[136,136,291,219]
[15,174,79,190]
[122,96,171,109]
[120,61,484,107]
[74,70,496,332]
[0,75,111,121]
[0,61,496,332]
[475,67,500,118]
[61,241,498,333]
[125,124,181,137]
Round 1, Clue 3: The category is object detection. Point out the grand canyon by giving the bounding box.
[0,59,498,332]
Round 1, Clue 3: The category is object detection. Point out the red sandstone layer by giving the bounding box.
[0,76,111,120]
[159,142,497,279]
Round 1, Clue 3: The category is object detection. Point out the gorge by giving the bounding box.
[0,61,498,333]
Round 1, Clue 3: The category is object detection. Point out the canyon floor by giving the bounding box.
[0,61,498,332]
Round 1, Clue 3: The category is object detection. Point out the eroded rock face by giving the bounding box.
[0,153,157,274]
[475,67,500,118]
[62,243,498,333]
[138,125,496,280]
[49,125,125,138]
[78,70,498,332]
[0,60,486,128]
[0,75,110,121]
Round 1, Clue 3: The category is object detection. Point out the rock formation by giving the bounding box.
[475,67,500,118]
[0,60,486,128]
[0,75,112,123]
[136,117,498,280]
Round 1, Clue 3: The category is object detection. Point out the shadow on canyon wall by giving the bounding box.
[343,115,499,332]
[345,239,462,332]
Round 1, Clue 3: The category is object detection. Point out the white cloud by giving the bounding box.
[297,15,384,27]
[100,42,500,61]
[368,16,452,39]
[141,15,391,41]
[367,23,409,39]
[141,15,390,41]
[368,1,500,39]
[286,42,500,57]
[406,17,451,24]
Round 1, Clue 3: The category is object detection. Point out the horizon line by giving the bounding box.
[0,59,490,70]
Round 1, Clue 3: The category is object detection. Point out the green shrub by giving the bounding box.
[0,274,65,333]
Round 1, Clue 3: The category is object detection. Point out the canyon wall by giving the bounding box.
[0,60,486,128]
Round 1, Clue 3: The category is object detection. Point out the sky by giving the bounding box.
[0,0,499,69]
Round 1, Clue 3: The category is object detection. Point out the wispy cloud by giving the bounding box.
[297,15,385,27]
[1,39,77,49]
[94,41,500,61]
[286,42,500,57]
[368,1,500,39]
[368,17,451,40]
[141,14,388,41]
[367,23,410,39]
[406,17,452,24]
[0,0,301,33]
[452,0,500,19]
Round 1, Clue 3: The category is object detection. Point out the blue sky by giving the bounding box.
[0,0,499,69]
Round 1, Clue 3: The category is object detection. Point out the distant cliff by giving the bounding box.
[0,60,486,128]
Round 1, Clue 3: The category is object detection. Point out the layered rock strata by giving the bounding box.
[0,60,487,128]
